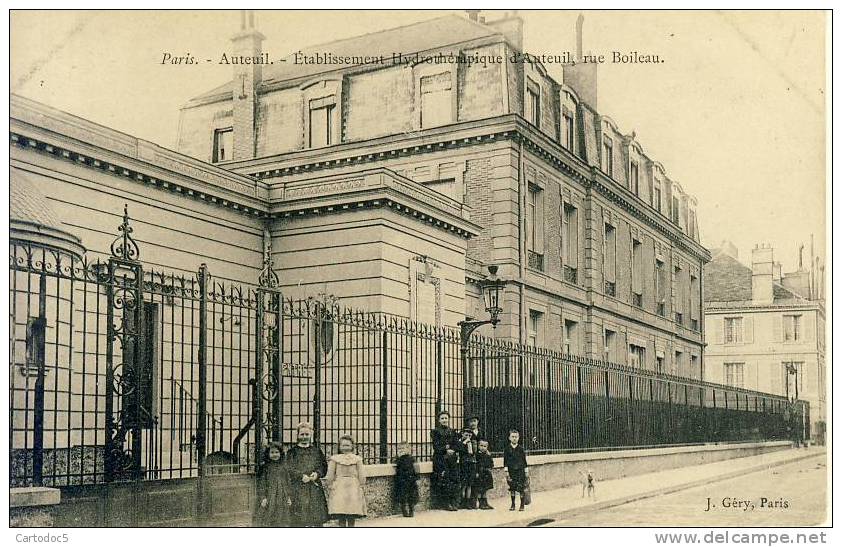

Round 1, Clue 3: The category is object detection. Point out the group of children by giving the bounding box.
[257,414,590,526]
[254,422,369,528]
[396,411,531,516]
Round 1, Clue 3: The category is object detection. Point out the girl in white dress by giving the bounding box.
[324,434,367,527]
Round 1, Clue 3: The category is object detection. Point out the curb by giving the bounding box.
[501,449,825,527]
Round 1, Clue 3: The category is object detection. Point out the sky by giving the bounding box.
[9,10,828,274]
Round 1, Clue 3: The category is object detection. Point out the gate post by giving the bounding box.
[196,264,209,474]
[104,205,144,483]
[31,274,47,486]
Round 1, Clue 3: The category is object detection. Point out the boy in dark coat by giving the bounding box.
[503,429,529,511]
[473,439,495,510]
[393,441,419,517]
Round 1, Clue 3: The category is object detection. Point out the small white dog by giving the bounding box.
[580,469,596,500]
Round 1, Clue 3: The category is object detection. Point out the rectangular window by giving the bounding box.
[563,202,579,283]
[653,181,662,213]
[673,351,683,374]
[601,137,614,176]
[604,329,616,362]
[309,96,336,148]
[528,310,542,347]
[629,344,646,368]
[420,72,452,129]
[526,79,540,126]
[725,317,743,343]
[527,185,544,270]
[724,362,745,388]
[603,223,616,295]
[564,319,579,355]
[212,128,233,163]
[783,315,802,342]
[674,264,684,325]
[655,355,664,374]
[655,258,667,316]
[630,161,640,195]
[632,238,643,305]
[690,273,700,330]
[671,196,680,224]
[563,112,575,150]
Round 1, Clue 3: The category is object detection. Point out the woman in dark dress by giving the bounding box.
[285,422,329,527]
[503,429,529,511]
[393,441,419,517]
[431,410,459,511]
[253,441,293,527]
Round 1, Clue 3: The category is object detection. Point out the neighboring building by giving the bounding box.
[176,11,710,376]
[704,243,826,438]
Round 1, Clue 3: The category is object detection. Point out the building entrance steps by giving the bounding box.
[358,446,822,527]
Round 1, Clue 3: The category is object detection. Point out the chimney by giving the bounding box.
[466,10,480,22]
[563,13,598,108]
[751,244,774,304]
[231,10,264,160]
[485,11,524,51]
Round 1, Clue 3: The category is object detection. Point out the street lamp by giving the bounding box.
[785,363,799,402]
[458,265,507,345]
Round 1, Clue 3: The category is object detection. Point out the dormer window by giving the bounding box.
[563,111,575,151]
[630,160,640,195]
[653,178,663,213]
[526,79,540,126]
[601,136,614,176]
[420,72,453,129]
[212,128,233,163]
[308,95,336,148]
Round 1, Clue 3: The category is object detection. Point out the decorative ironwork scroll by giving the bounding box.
[104,205,145,481]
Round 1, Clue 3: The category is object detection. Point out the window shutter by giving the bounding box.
[772,315,783,342]
[744,317,754,343]
[714,317,723,344]
[561,203,569,266]
[535,191,545,252]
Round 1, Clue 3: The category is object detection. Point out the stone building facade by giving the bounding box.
[704,244,826,438]
[176,12,710,376]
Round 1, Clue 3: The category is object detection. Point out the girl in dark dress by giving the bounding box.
[473,439,495,510]
[285,422,329,527]
[503,429,529,512]
[253,441,293,527]
[430,410,459,510]
[393,441,419,517]
[457,428,478,509]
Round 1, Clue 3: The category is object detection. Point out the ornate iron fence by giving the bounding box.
[9,209,807,487]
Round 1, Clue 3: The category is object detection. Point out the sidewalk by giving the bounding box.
[359,447,824,527]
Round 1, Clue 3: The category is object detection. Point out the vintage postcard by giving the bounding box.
[7,7,830,537]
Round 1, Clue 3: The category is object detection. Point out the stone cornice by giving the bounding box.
[9,128,478,240]
[227,114,710,263]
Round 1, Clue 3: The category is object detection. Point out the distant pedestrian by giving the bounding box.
[474,439,495,510]
[285,422,329,527]
[393,441,419,517]
[253,441,293,527]
[324,434,367,527]
[503,429,529,511]
[431,410,459,510]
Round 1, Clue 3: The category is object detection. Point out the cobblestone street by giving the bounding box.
[549,453,827,527]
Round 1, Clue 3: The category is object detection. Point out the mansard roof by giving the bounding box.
[703,252,806,306]
[189,14,500,103]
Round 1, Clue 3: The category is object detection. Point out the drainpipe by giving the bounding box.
[517,138,525,346]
